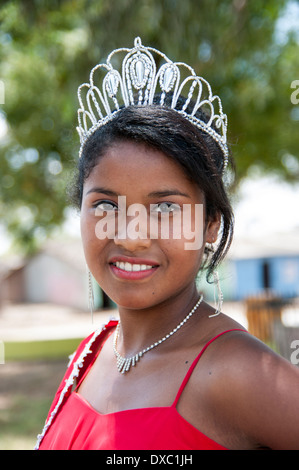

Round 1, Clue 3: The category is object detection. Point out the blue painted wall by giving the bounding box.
[232,255,299,300]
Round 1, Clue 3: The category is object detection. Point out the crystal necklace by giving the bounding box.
[113,294,203,374]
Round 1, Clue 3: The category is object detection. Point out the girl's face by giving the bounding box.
[80,140,220,310]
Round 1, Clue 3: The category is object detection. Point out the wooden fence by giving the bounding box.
[245,292,299,366]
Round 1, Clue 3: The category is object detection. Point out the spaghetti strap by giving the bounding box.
[172,328,246,408]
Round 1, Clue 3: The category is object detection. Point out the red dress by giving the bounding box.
[36,321,244,450]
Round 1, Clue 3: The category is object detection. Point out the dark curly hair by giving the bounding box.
[70,100,235,283]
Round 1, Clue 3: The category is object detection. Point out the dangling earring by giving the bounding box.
[208,244,224,318]
[87,269,95,324]
[209,270,223,318]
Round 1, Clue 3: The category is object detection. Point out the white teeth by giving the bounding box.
[114,261,154,272]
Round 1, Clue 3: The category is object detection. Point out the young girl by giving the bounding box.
[36,38,299,450]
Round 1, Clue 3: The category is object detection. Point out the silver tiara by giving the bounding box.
[77,37,228,169]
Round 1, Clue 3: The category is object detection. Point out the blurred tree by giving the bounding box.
[0,0,298,253]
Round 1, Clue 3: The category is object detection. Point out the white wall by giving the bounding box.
[24,253,88,310]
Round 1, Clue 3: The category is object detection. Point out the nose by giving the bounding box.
[114,205,151,251]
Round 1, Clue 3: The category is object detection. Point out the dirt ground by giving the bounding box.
[0,359,68,403]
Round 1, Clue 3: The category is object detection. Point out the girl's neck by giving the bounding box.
[115,285,202,357]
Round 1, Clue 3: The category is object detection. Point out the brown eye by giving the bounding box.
[151,202,181,213]
[94,200,118,212]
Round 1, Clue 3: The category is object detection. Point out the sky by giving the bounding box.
[275,0,299,44]
[233,174,299,239]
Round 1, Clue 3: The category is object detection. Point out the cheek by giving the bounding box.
[80,210,93,245]
[80,210,102,265]
[161,238,203,274]
[157,206,205,246]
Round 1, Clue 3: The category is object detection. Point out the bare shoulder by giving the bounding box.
[203,322,299,449]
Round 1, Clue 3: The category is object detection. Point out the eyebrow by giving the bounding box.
[86,187,120,197]
[147,190,191,199]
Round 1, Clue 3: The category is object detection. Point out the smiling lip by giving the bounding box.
[109,256,159,280]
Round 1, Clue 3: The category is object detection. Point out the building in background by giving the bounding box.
[198,229,299,302]
[229,229,299,300]
[0,238,113,311]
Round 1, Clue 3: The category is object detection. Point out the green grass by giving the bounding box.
[4,337,83,362]
[1,338,83,449]
[0,395,52,450]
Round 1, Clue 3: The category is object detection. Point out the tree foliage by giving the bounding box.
[0,0,298,253]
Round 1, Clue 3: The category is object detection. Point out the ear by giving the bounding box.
[205,212,221,244]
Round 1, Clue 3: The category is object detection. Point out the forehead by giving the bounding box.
[82,140,205,207]
[86,140,194,188]
[81,140,206,205]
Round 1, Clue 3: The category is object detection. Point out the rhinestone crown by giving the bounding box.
[77,37,228,169]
